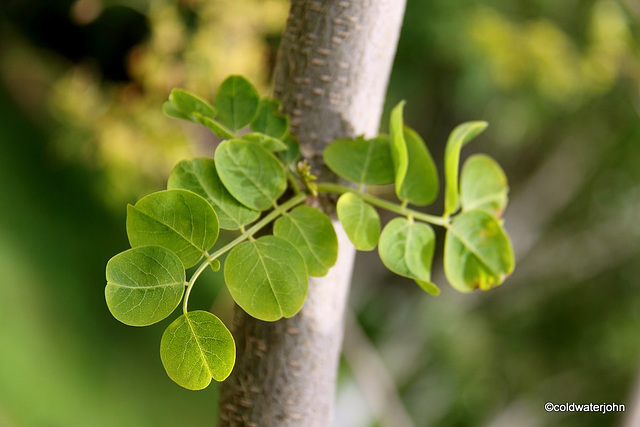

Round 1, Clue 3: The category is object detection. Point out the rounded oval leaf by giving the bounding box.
[242,132,289,152]
[160,310,235,390]
[105,246,185,327]
[168,158,259,230]
[251,98,289,139]
[336,192,380,251]
[215,140,286,211]
[214,75,260,131]
[460,154,508,217]
[323,135,395,185]
[274,205,338,277]
[389,101,438,206]
[224,235,308,321]
[127,190,220,268]
[416,280,441,296]
[378,217,435,282]
[443,121,489,216]
[444,210,514,293]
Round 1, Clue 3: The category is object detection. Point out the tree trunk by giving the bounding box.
[218,1,406,426]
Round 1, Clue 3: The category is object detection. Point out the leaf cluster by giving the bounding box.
[105,75,514,390]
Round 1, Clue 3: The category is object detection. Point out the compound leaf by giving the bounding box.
[444,210,514,293]
[274,205,338,277]
[336,192,380,251]
[160,310,235,390]
[460,154,508,218]
[105,246,185,327]
[215,140,286,211]
[323,135,395,185]
[224,236,308,321]
[214,75,260,131]
[389,101,438,205]
[126,189,219,268]
[242,132,288,152]
[251,98,289,139]
[443,121,489,216]
[168,158,259,230]
[378,217,435,283]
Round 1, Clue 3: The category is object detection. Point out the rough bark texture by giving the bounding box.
[219,1,406,426]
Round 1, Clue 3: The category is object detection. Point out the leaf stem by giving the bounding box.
[316,182,449,227]
[182,192,308,314]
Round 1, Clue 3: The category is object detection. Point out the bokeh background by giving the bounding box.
[1,0,639,426]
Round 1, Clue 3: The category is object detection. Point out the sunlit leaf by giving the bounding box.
[169,89,216,120]
[160,310,235,390]
[444,210,514,293]
[460,154,508,217]
[378,217,435,283]
[274,205,338,277]
[163,102,191,121]
[168,158,259,230]
[443,121,489,216]
[251,98,289,139]
[389,101,438,205]
[214,75,260,131]
[336,192,380,251]
[224,236,308,321]
[105,246,185,327]
[323,135,395,185]
[415,280,441,296]
[242,132,288,152]
[192,114,235,139]
[126,189,219,268]
[215,140,286,211]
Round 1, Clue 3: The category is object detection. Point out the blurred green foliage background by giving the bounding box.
[0,0,639,426]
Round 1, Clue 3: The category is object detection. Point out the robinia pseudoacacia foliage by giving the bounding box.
[104,75,515,390]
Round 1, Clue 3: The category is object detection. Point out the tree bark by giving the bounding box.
[218,1,406,426]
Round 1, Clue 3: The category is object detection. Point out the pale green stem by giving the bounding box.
[316,182,449,227]
[182,192,308,314]
[287,170,302,195]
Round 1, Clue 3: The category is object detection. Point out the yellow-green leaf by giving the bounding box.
[105,246,185,327]
[444,210,514,292]
[126,189,219,268]
[336,192,380,251]
[274,205,338,277]
[443,121,489,216]
[460,154,508,217]
[160,310,235,390]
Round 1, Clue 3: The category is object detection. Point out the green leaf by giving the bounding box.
[169,89,216,120]
[163,102,192,121]
[389,101,438,205]
[460,154,508,217]
[192,113,235,139]
[251,98,289,139]
[336,192,380,251]
[443,121,489,216]
[274,205,338,277]
[209,259,221,272]
[167,158,259,230]
[416,280,441,296]
[215,140,286,211]
[323,135,395,185]
[224,236,308,321]
[242,132,288,152]
[378,217,435,283]
[444,210,514,293]
[214,75,260,131]
[105,246,185,327]
[160,310,235,390]
[278,135,301,165]
[126,189,219,268]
